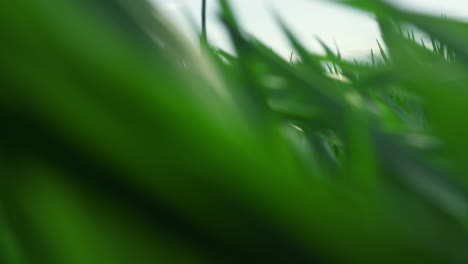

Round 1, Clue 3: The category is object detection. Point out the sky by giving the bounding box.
[150,0,468,58]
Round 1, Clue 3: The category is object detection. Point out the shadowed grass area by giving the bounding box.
[2,0,468,263]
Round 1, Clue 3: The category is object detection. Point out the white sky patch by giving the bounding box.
[153,0,185,11]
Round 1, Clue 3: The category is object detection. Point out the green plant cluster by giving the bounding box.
[2,0,468,263]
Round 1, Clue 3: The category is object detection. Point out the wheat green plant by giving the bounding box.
[2,0,468,263]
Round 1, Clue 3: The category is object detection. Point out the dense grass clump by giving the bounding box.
[2,0,468,263]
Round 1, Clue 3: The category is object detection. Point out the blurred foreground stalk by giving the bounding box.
[201,0,207,43]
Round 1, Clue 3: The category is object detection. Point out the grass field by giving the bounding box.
[2,0,468,263]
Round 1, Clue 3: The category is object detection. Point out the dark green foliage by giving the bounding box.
[2,0,468,263]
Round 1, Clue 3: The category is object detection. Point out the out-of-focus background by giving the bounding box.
[152,0,468,57]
